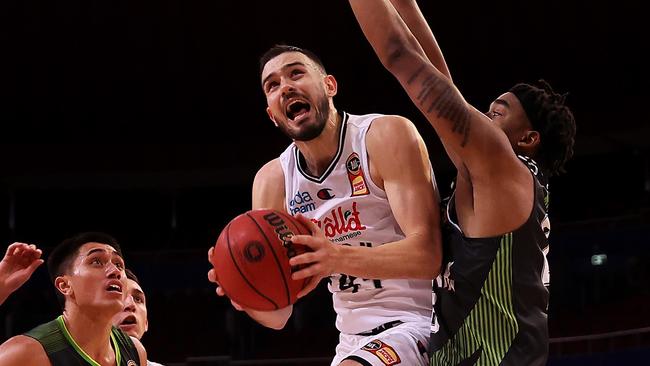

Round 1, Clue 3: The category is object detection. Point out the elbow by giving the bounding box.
[254,306,292,330]
[421,260,441,280]
[421,243,442,279]
[266,318,289,330]
[257,314,289,330]
[413,233,442,279]
[430,258,442,279]
[417,255,441,280]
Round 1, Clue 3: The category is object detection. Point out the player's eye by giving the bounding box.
[486,110,502,119]
[266,81,279,93]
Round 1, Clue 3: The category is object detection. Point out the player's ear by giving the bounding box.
[266,107,279,127]
[517,130,540,149]
[324,75,337,97]
[55,275,72,297]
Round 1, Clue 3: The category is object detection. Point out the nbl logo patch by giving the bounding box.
[362,339,401,365]
[346,153,369,197]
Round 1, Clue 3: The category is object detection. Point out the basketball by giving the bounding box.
[209,209,312,311]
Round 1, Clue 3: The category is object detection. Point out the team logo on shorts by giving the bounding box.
[346,153,369,197]
[362,339,401,365]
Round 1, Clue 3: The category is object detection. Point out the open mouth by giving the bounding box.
[286,99,311,121]
[120,315,137,326]
[106,283,123,294]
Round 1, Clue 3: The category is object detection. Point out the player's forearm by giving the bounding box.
[349,0,427,72]
[348,0,465,152]
[388,0,451,80]
[351,0,508,168]
[335,232,441,279]
[245,305,293,330]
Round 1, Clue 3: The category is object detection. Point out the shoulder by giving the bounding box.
[366,115,427,155]
[367,114,421,142]
[129,336,148,366]
[253,159,285,191]
[252,159,286,210]
[0,335,49,365]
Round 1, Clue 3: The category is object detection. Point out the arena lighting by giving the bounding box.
[591,254,608,266]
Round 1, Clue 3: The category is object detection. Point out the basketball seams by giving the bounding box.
[245,211,292,307]
[225,219,280,309]
[276,211,310,236]
[275,211,312,297]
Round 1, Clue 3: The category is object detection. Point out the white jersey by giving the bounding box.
[279,112,432,335]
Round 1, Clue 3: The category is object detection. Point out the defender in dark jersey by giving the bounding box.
[0,232,147,365]
[348,0,576,365]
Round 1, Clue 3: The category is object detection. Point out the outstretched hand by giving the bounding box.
[0,243,44,303]
[289,214,341,298]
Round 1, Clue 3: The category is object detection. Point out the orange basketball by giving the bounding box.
[209,209,311,311]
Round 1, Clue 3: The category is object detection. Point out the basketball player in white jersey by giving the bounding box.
[208,44,442,366]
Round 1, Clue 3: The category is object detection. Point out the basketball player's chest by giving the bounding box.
[287,161,396,246]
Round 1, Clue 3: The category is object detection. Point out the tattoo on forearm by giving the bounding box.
[408,65,470,147]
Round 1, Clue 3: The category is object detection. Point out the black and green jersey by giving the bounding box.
[430,156,550,366]
[24,315,140,366]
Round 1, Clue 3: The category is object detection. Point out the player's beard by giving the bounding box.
[278,94,330,142]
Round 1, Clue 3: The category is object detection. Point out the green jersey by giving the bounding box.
[431,156,551,366]
[24,315,140,366]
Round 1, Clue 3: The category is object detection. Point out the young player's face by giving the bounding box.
[62,243,126,313]
[112,278,148,339]
[486,92,534,149]
[261,52,333,141]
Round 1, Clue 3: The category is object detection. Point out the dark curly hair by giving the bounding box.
[510,79,576,176]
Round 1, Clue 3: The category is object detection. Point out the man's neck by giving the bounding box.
[62,307,116,365]
[295,108,342,177]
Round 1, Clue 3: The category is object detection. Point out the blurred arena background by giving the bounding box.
[1,0,648,364]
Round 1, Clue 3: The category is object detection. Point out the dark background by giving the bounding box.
[1,0,649,364]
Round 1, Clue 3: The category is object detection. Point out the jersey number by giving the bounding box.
[337,242,382,292]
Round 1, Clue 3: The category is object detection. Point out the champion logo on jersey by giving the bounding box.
[288,191,317,214]
[317,188,335,200]
[346,153,369,197]
[362,340,401,365]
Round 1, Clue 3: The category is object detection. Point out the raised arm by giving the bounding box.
[348,0,519,177]
[0,243,44,305]
[387,0,471,176]
[388,0,451,81]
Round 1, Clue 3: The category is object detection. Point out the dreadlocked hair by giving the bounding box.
[510,79,576,176]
